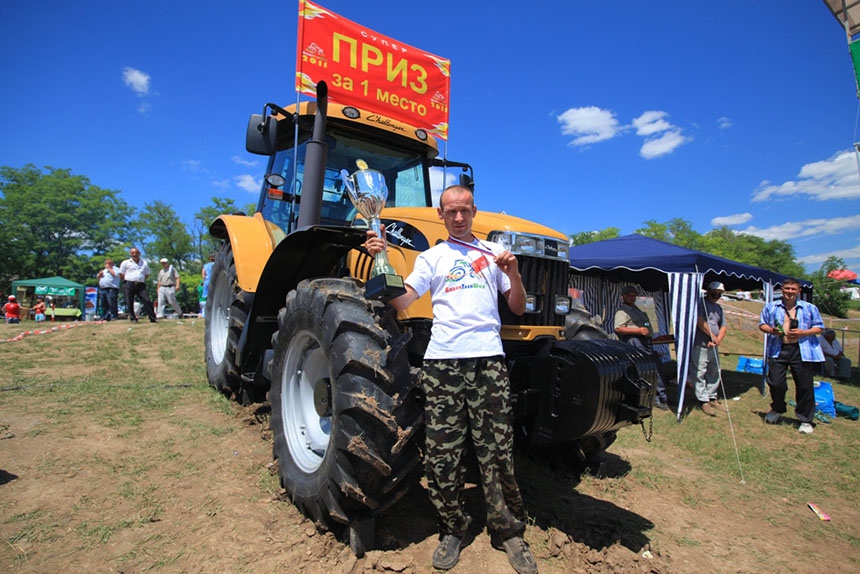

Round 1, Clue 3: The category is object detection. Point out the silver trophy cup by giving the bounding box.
[341,165,405,300]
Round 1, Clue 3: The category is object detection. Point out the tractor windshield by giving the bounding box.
[259,131,433,236]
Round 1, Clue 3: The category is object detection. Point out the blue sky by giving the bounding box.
[2,1,859,274]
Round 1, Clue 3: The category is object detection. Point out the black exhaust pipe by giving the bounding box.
[297,81,328,229]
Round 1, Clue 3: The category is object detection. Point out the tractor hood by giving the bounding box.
[377,206,567,247]
[470,210,567,241]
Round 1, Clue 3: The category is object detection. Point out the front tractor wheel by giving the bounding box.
[269,278,422,544]
[204,242,246,397]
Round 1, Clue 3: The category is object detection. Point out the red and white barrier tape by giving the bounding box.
[1,320,107,344]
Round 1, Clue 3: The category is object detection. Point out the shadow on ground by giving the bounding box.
[243,395,660,556]
[667,369,765,420]
[377,449,652,556]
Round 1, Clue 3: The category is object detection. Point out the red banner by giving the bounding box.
[296,0,450,140]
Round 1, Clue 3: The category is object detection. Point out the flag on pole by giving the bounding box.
[296,0,451,140]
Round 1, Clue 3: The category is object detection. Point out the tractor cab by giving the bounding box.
[247,101,468,243]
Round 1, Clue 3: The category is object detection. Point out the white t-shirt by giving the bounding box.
[119,258,150,283]
[406,238,511,360]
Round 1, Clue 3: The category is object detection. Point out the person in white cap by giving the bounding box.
[3,295,21,324]
[156,258,183,319]
[690,281,728,416]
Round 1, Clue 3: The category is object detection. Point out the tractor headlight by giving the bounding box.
[524,294,539,313]
[492,231,513,251]
[515,235,542,256]
[488,231,565,260]
[554,296,571,315]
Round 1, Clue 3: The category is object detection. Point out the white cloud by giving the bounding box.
[711,212,753,226]
[798,243,860,265]
[231,155,259,167]
[122,67,150,96]
[717,116,732,130]
[235,174,259,193]
[740,213,860,242]
[639,129,690,159]
[557,106,620,146]
[558,106,690,158]
[632,111,672,136]
[630,110,690,158]
[752,150,860,202]
[181,159,203,172]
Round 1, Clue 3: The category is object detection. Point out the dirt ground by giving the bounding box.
[1,320,858,573]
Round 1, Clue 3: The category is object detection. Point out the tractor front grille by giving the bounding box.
[499,256,568,327]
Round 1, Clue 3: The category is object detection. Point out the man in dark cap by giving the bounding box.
[614,285,669,410]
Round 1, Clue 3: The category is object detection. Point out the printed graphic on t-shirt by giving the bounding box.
[444,258,488,293]
[470,253,489,273]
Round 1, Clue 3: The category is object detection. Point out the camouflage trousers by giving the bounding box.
[422,356,526,539]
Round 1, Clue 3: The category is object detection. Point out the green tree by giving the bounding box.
[700,229,805,278]
[635,218,701,249]
[700,227,747,262]
[566,219,808,282]
[635,219,670,242]
[136,201,194,271]
[810,257,851,318]
[0,164,134,288]
[665,218,701,249]
[568,227,621,246]
[193,197,245,262]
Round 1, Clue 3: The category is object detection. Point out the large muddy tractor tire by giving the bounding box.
[204,242,246,397]
[269,277,422,542]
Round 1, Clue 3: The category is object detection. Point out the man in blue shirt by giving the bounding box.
[200,253,215,317]
[759,278,824,434]
[97,258,120,321]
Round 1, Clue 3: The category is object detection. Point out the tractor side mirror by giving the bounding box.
[459,172,474,192]
[246,114,279,156]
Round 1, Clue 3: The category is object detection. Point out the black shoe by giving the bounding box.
[497,536,538,574]
[150,319,158,323]
[432,534,462,570]
[130,318,139,323]
[653,399,670,411]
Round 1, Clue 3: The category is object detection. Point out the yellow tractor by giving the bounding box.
[204,85,657,553]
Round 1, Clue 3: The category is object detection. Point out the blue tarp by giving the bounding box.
[568,233,810,292]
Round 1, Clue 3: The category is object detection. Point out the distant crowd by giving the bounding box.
[3,247,215,325]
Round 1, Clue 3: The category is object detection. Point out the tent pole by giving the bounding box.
[760,281,773,396]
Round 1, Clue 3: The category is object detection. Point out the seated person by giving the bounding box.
[820,328,852,380]
[614,285,670,410]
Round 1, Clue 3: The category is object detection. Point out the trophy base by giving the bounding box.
[365,273,406,301]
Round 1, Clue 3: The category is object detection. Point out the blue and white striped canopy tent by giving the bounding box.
[568,234,811,421]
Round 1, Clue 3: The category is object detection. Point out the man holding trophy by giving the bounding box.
[363,181,538,574]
